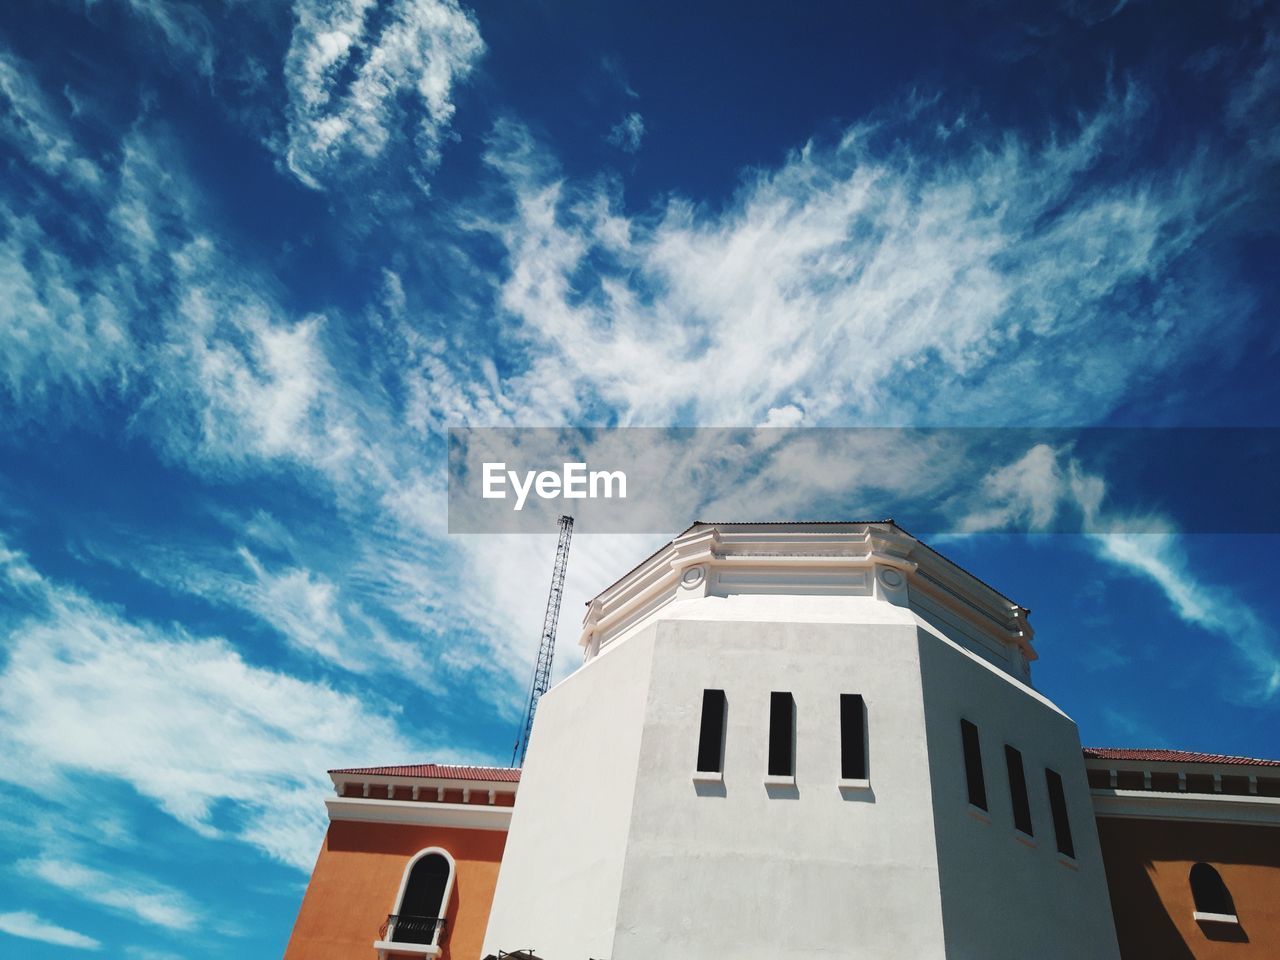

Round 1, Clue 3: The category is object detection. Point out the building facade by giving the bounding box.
[284,522,1280,960]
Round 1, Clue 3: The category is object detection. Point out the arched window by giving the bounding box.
[387,847,455,948]
[1190,862,1236,921]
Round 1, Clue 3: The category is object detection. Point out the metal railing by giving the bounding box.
[379,914,446,945]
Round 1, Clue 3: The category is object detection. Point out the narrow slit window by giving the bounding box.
[768,692,795,777]
[840,694,867,780]
[1044,768,1074,857]
[961,719,987,810]
[1005,745,1033,835]
[696,689,727,773]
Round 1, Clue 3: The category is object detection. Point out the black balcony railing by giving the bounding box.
[379,914,446,945]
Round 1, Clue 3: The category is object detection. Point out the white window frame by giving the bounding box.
[373,846,456,958]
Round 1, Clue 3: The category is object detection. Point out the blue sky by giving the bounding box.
[1,0,1278,955]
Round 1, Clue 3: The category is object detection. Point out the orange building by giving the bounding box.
[1084,748,1280,959]
[284,747,1280,960]
[285,764,519,960]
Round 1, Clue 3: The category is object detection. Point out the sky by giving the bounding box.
[0,0,1278,955]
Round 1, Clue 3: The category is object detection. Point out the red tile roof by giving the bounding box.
[1083,747,1280,767]
[329,763,522,781]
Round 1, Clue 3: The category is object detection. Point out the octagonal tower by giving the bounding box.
[482,521,1120,960]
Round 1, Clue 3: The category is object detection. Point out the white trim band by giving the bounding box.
[1091,788,1280,826]
[327,797,513,831]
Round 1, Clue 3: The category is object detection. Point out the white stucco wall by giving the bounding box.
[481,625,656,960]
[485,536,1104,960]
[611,611,949,960]
[917,623,1121,960]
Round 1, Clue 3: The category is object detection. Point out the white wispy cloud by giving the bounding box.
[1089,530,1280,699]
[0,538,443,870]
[126,949,186,960]
[2,15,1276,882]
[958,445,1280,699]
[0,49,134,413]
[237,546,439,682]
[19,858,199,932]
[475,87,1223,428]
[607,111,645,153]
[283,0,485,189]
[4,42,1263,715]
[0,911,100,950]
[119,0,217,78]
[1227,27,1280,164]
[0,53,102,185]
[0,211,135,410]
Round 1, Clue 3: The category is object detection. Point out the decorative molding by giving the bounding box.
[877,567,904,589]
[681,565,706,587]
[326,797,513,831]
[1091,788,1280,826]
[577,522,1036,665]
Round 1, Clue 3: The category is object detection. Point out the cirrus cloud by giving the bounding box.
[283,0,485,189]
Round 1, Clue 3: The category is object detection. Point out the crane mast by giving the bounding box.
[513,514,574,767]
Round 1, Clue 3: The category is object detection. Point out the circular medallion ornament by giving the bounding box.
[681,565,706,587]
[878,567,905,589]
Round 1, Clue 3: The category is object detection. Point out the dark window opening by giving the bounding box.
[1005,745,1033,835]
[394,852,450,944]
[1190,863,1236,917]
[961,719,987,810]
[1044,768,1075,858]
[768,692,795,777]
[840,694,867,780]
[696,689,727,773]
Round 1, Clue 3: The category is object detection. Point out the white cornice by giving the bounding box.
[578,522,1034,663]
[326,797,513,831]
[1091,788,1280,826]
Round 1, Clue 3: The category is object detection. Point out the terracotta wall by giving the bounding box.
[1097,817,1280,959]
[284,821,507,960]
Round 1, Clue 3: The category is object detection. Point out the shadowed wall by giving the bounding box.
[1097,817,1280,959]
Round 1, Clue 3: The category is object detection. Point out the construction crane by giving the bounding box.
[512,515,574,767]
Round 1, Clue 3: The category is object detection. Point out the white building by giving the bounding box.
[481,521,1121,959]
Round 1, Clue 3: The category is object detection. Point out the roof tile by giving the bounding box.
[329,763,522,782]
[1083,747,1280,767]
